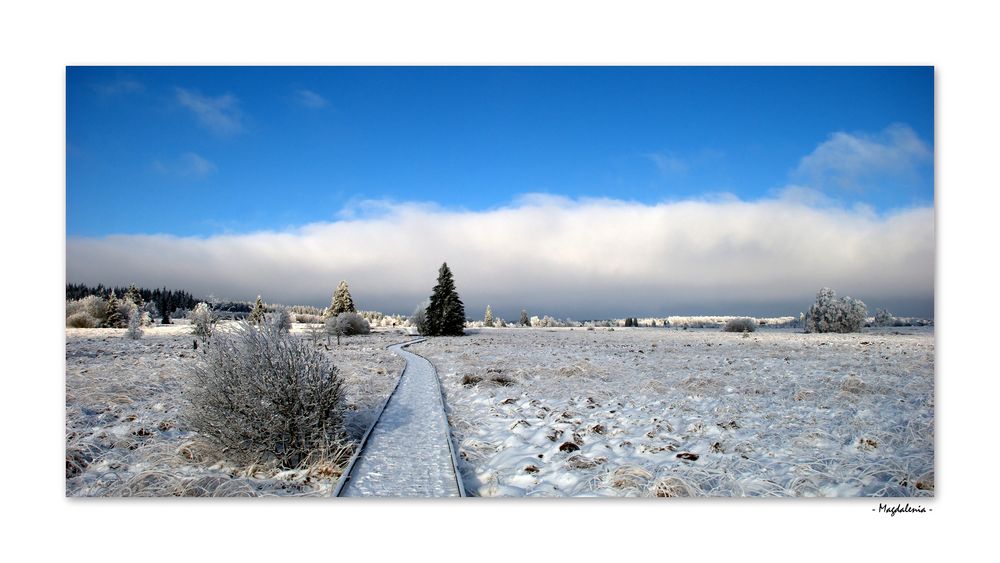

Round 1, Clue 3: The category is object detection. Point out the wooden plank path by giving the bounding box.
[334,338,465,497]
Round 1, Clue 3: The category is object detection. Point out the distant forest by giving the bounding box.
[66,283,200,313]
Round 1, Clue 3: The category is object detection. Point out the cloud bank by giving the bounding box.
[66,193,935,319]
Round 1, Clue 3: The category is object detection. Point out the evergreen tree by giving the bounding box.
[124,284,144,308]
[484,305,494,327]
[424,262,466,336]
[105,291,124,328]
[249,295,266,325]
[519,309,530,327]
[327,280,357,317]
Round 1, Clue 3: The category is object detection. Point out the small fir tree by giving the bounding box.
[424,262,466,336]
[484,305,494,327]
[105,291,124,328]
[519,309,530,327]
[249,295,266,325]
[327,280,356,317]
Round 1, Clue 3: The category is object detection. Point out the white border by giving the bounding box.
[3,0,997,560]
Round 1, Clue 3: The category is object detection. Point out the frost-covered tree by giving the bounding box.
[424,262,466,336]
[326,280,356,317]
[249,295,266,325]
[105,291,125,328]
[125,304,143,339]
[336,312,370,336]
[804,287,868,333]
[519,309,530,327]
[484,305,494,327]
[268,307,293,334]
[190,302,214,338]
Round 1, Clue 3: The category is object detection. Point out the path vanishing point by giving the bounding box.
[335,338,465,497]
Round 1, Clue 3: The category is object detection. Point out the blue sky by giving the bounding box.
[67,66,933,237]
[66,67,935,317]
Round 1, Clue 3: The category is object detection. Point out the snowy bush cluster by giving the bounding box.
[804,288,868,334]
[66,292,146,329]
[184,321,346,468]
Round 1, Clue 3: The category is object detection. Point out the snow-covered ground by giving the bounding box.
[414,327,934,497]
[65,322,405,496]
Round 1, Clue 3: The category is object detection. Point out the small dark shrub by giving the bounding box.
[67,311,98,328]
[723,317,757,333]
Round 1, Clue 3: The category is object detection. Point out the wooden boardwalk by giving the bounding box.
[335,339,464,497]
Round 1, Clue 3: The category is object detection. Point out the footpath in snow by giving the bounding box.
[336,339,464,497]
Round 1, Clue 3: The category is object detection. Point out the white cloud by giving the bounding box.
[793,123,932,191]
[294,89,328,109]
[175,87,245,136]
[66,194,934,318]
[152,152,216,178]
[645,151,688,175]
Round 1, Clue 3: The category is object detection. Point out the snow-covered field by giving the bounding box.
[65,323,405,496]
[415,327,934,497]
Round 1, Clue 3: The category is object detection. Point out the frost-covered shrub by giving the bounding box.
[125,305,143,339]
[874,308,895,327]
[335,312,370,335]
[66,311,98,328]
[296,313,324,324]
[411,302,430,335]
[804,288,868,333]
[66,295,109,325]
[184,321,345,468]
[723,317,757,333]
[190,302,214,338]
[268,307,293,334]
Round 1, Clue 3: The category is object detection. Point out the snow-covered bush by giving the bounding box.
[184,321,345,468]
[125,305,143,339]
[804,287,868,333]
[723,317,757,333]
[190,302,214,338]
[268,307,293,334]
[296,313,324,324]
[66,311,98,328]
[335,312,370,335]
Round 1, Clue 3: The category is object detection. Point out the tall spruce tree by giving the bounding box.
[425,262,465,336]
[249,295,266,325]
[484,305,494,327]
[327,280,356,317]
[519,309,530,327]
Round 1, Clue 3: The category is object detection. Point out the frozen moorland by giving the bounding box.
[65,323,404,497]
[415,327,934,497]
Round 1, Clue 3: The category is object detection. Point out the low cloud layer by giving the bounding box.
[66,194,934,319]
